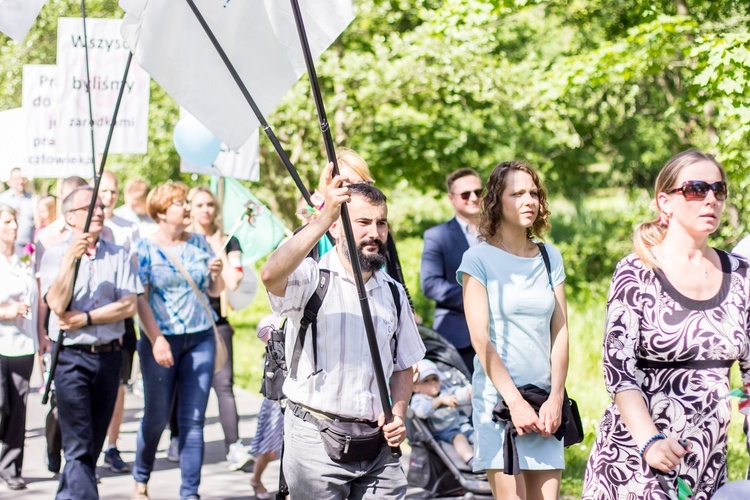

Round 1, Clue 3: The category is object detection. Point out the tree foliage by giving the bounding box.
[1,0,749,240]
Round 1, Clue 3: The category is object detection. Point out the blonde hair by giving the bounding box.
[124,179,150,201]
[634,148,726,268]
[187,186,223,234]
[36,195,57,226]
[317,148,374,194]
[147,182,189,221]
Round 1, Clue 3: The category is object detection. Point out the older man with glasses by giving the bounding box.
[421,167,483,374]
[40,186,140,500]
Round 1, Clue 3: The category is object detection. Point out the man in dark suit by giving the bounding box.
[421,168,483,374]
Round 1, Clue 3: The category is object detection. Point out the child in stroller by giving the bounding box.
[411,359,474,468]
[405,326,492,499]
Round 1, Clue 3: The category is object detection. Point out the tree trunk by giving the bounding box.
[674,0,689,16]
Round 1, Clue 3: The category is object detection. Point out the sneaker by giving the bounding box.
[1,476,26,491]
[131,482,149,500]
[104,446,131,473]
[226,441,255,471]
[167,437,179,462]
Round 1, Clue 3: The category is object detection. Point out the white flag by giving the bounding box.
[180,108,260,181]
[120,0,354,151]
[0,0,46,42]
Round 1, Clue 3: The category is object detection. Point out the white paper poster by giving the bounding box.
[55,17,150,154]
[17,64,94,178]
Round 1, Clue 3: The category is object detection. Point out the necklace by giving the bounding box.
[690,258,709,279]
[653,247,709,280]
[497,239,528,258]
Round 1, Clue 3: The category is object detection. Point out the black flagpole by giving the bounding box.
[182,0,333,245]
[288,0,401,457]
[42,48,135,405]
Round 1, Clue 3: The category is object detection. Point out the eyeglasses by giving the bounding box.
[455,189,483,201]
[70,203,106,213]
[666,180,727,201]
[172,199,188,208]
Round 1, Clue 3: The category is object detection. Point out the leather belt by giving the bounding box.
[64,340,122,354]
[287,400,367,423]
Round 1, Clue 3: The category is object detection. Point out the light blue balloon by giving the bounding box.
[173,116,221,167]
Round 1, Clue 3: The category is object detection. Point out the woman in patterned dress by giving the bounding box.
[582,149,750,499]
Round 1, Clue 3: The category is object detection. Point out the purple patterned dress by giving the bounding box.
[582,251,750,500]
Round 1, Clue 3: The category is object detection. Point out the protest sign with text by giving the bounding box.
[55,17,150,154]
[19,65,93,178]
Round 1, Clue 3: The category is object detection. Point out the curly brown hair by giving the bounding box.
[477,161,550,242]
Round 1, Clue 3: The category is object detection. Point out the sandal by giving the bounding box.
[250,478,270,500]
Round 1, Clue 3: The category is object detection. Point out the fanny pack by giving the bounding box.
[288,400,384,462]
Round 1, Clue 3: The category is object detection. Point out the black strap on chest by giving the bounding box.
[537,242,553,289]
[290,270,331,380]
[289,269,402,379]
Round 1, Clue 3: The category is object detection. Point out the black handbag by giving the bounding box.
[492,386,584,448]
[562,394,584,447]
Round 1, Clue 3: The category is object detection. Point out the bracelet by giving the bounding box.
[637,433,665,457]
[86,311,93,326]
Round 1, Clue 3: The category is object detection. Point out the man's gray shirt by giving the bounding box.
[40,236,141,345]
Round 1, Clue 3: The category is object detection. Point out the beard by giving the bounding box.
[342,238,387,273]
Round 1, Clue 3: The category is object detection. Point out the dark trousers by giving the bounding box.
[46,393,62,473]
[0,354,34,479]
[54,346,121,500]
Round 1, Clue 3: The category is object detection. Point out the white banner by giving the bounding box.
[0,0,46,42]
[13,64,94,178]
[181,130,260,182]
[55,17,150,154]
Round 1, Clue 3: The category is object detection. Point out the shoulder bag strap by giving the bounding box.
[290,269,330,380]
[150,238,220,338]
[537,242,553,289]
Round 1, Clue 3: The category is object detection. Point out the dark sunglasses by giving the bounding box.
[666,180,727,201]
[456,189,483,201]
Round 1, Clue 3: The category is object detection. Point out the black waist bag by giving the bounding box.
[317,419,384,462]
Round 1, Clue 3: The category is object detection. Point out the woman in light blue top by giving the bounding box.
[132,182,224,500]
[457,161,570,499]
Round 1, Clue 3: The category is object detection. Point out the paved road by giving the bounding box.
[16,377,278,500]
[9,369,579,500]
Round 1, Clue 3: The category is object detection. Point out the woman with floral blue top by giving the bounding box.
[131,183,224,500]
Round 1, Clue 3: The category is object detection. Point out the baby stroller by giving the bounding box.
[406,326,493,499]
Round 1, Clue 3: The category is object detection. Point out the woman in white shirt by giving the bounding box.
[0,204,38,490]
